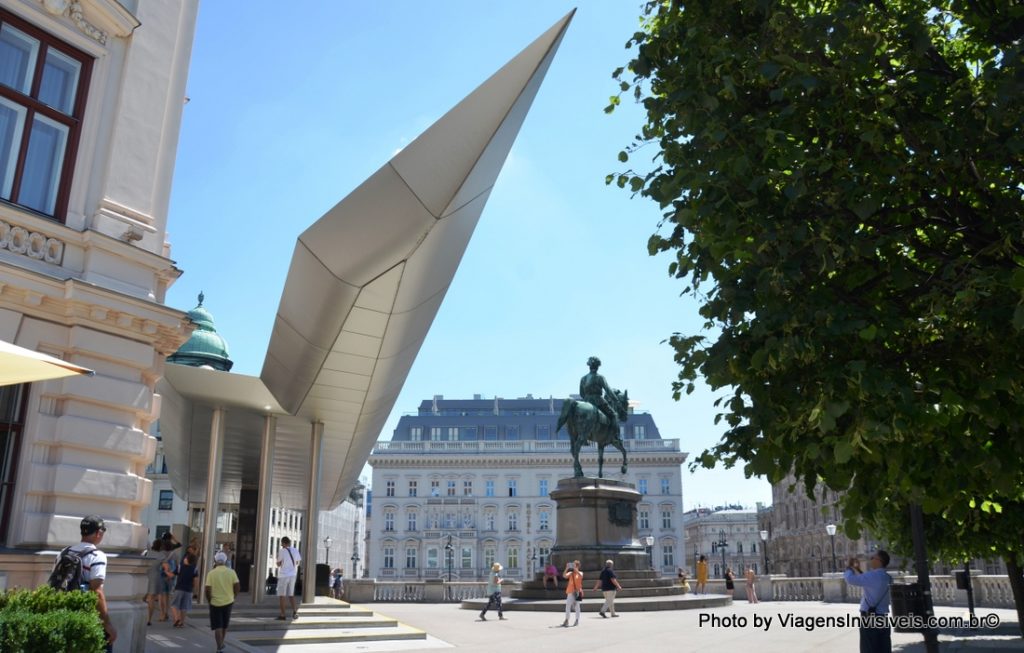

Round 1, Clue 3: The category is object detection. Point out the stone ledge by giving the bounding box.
[461,594,732,612]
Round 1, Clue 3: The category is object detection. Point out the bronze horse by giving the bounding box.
[556,389,629,478]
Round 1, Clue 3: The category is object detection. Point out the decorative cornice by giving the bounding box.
[0,220,64,265]
[0,270,190,356]
[67,0,105,44]
[37,0,139,45]
[93,197,158,241]
[369,452,687,469]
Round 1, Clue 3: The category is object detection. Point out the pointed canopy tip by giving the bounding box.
[555,8,577,32]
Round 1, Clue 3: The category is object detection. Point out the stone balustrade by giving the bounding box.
[372,439,680,455]
[345,578,521,603]
[340,574,1015,609]
[764,573,1014,609]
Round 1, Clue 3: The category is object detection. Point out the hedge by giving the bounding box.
[0,587,105,652]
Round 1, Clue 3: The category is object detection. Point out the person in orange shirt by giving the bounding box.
[561,560,584,627]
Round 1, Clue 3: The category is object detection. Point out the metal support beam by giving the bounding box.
[252,414,277,604]
[199,407,225,605]
[302,421,324,604]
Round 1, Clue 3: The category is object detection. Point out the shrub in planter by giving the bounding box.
[0,587,105,652]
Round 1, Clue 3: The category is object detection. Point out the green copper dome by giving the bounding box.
[168,292,233,371]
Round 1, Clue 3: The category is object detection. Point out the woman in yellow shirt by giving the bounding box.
[696,555,709,595]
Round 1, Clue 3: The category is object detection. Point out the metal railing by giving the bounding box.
[372,439,680,455]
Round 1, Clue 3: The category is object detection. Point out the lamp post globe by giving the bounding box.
[825,524,837,573]
[324,536,332,566]
[759,529,769,575]
[444,534,454,582]
[717,530,729,579]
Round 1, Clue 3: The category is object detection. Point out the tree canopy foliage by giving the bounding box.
[608,0,1024,556]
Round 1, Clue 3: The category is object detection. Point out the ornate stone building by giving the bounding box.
[368,395,687,580]
[683,506,764,578]
[762,473,1006,576]
[761,474,872,577]
[0,0,197,649]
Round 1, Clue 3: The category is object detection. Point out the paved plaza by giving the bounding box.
[144,597,1021,653]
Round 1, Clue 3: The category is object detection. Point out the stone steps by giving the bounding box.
[516,569,686,600]
[230,623,427,648]
[196,598,430,651]
[199,605,374,618]
[514,585,686,600]
[462,593,732,612]
[521,577,680,590]
[225,614,399,631]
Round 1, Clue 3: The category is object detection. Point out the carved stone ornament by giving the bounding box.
[41,0,70,15]
[0,219,65,264]
[37,0,108,45]
[607,500,634,527]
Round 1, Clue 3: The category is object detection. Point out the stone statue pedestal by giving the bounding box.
[548,477,648,572]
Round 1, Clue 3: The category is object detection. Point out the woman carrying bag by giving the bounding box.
[561,560,583,627]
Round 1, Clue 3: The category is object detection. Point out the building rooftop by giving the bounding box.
[390,395,664,442]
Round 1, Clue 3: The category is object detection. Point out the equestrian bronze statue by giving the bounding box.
[556,356,629,478]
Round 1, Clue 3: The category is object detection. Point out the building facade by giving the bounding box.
[683,506,764,578]
[141,294,231,543]
[367,395,687,581]
[765,472,1008,577]
[0,0,196,649]
[763,474,873,577]
[138,431,187,543]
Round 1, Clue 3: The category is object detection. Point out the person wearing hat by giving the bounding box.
[52,516,116,651]
[478,562,506,621]
[205,550,240,653]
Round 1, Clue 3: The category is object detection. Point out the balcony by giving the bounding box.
[372,439,680,455]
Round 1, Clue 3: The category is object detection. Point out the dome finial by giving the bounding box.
[197,291,204,306]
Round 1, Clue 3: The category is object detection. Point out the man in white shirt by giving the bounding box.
[275,536,302,619]
[54,515,116,651]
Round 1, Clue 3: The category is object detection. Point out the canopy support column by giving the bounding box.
[252,414,276,604]
[302,421,324,604]
[198,407,225,604]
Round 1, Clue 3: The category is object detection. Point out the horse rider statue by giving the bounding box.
[580,356,618,427]
[558,356,629,477]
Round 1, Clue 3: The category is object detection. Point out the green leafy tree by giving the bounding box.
[608,0,1024,628]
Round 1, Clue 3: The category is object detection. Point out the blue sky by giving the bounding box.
[166,0,772,511]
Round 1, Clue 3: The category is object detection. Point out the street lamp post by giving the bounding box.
[350,551,359,579]
[529,547,537,577]
[444,534,454,582]
[717,530,728,578]
[759,530,769,575]
[643,536,655,570]
[825,524,837,573]
[324,536,332,566]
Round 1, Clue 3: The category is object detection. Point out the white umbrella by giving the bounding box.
[0,339,95,386]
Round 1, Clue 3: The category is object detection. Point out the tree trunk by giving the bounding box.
[1004,551,1024,638]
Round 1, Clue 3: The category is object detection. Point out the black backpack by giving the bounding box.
[48,546,86,592]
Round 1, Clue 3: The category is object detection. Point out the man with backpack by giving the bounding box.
[49,515,116,651]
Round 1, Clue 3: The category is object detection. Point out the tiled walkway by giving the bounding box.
[145,596,1021,652]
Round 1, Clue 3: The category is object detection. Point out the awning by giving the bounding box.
[158,11,574,512]
[0,339,94,386]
